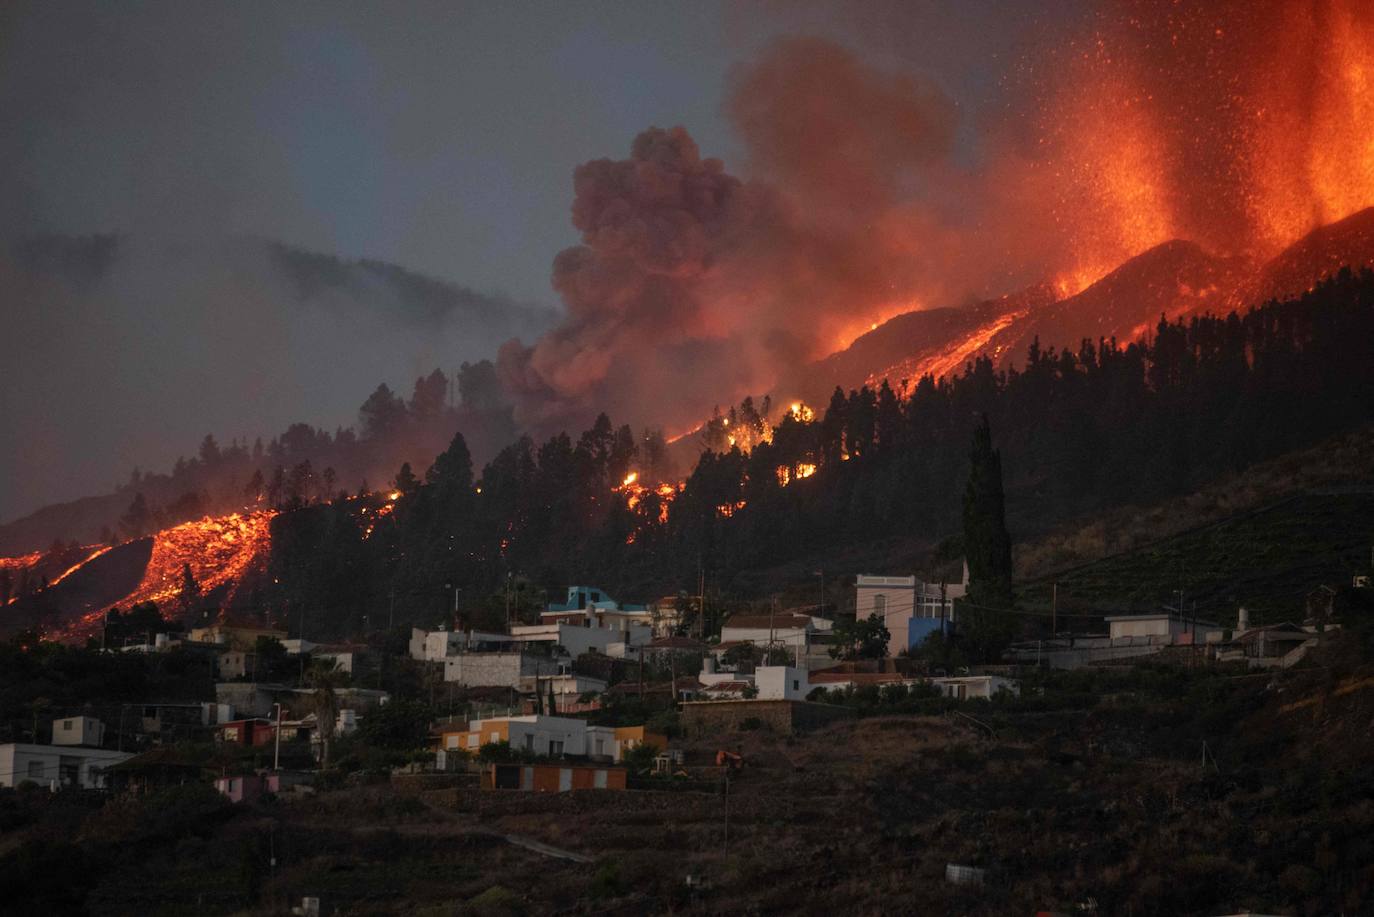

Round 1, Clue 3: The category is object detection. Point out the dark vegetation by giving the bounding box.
[258,269,1374,639]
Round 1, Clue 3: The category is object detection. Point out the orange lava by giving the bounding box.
[121,510,276,613]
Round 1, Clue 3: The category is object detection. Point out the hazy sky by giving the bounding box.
[0,0,1082,521]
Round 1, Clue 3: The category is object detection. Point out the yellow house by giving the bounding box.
[440,717,512,753]
[612,725,669,754]
[438,716,667,762]
[188,618,288,651]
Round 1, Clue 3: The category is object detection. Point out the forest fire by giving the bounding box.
[615,472,682,526]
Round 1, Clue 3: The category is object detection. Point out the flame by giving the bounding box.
[775,461,817,487]
[613,472,683,529]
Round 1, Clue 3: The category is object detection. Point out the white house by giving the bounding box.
[0,718,131,789]
[931,675,1019,700]
[754,666,811,701]
[52,715,106,747]
[693,664,810,701]
[438,715,665,765]
[312,644,370,674]
[509,620,652,658]
[718,612,832,662]
[1104,614,1224,643]
[409,627,465,662]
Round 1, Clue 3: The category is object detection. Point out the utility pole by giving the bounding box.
[1052,582,1058,637]
[273,702,282,771]
[697,562,705,639]
[504,573,513,633]
[939,580,947,637]
[769,595,777,662]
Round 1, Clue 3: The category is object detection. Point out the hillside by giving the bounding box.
[7,639,1374,915]
[793,208,1374,401]
[1015,489,1374,625]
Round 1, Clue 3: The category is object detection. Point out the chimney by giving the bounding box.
[1236,607,1250,634]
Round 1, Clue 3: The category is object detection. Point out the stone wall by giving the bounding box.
[680,700,855,737]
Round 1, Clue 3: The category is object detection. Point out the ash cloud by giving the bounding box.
[499,38,966,436]
[501,3,1374,437]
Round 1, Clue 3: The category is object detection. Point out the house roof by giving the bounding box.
[647,636,706,650]
[211,615,287,632]
[1238,623,1311,642]
[722,614,815,630]
[808,672,908,686]
[700,680,753,692]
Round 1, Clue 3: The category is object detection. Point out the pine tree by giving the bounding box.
[393,462,421,497]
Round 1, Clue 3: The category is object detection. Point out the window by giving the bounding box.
[549,739,564,757]
[62,720,72,731]
[792,680,800,691]
[489,731,499,742]
[27,760,43,779]
[524,734,535,751]
[467,734,478,749]
[873,595,887,616]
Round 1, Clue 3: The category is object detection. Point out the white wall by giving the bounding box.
[0,743,133,789]
[410,628,465,662]
[755,666,810,701]
[512,622,652,657]
[505,717,590,757]
[1107,617,1173,639]
[51,716,104,747]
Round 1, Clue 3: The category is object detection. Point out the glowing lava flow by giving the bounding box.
[48,545,113,589]
[866,308,1032,389]
[120,510,276,610]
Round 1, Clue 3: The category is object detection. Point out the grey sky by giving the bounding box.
[0,1,1084,522]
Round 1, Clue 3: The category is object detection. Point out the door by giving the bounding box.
[559,768,572,792]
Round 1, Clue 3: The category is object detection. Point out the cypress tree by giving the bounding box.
[960,415,1016,658]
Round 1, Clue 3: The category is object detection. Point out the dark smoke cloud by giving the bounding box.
[498,39,966,436]
[500,2,1374,439]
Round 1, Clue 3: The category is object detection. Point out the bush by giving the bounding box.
[467,884,524,916]
[588,861,625,900]
[478,740,514,763]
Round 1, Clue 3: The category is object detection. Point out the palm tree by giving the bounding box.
[306,659,345,769]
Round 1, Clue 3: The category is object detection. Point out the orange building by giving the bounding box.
[482,762,627,792]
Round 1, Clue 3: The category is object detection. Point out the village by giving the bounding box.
[2,567,1350,795]
[4,553,1367,915]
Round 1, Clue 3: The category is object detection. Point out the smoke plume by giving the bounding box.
[501,1,1374,436]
